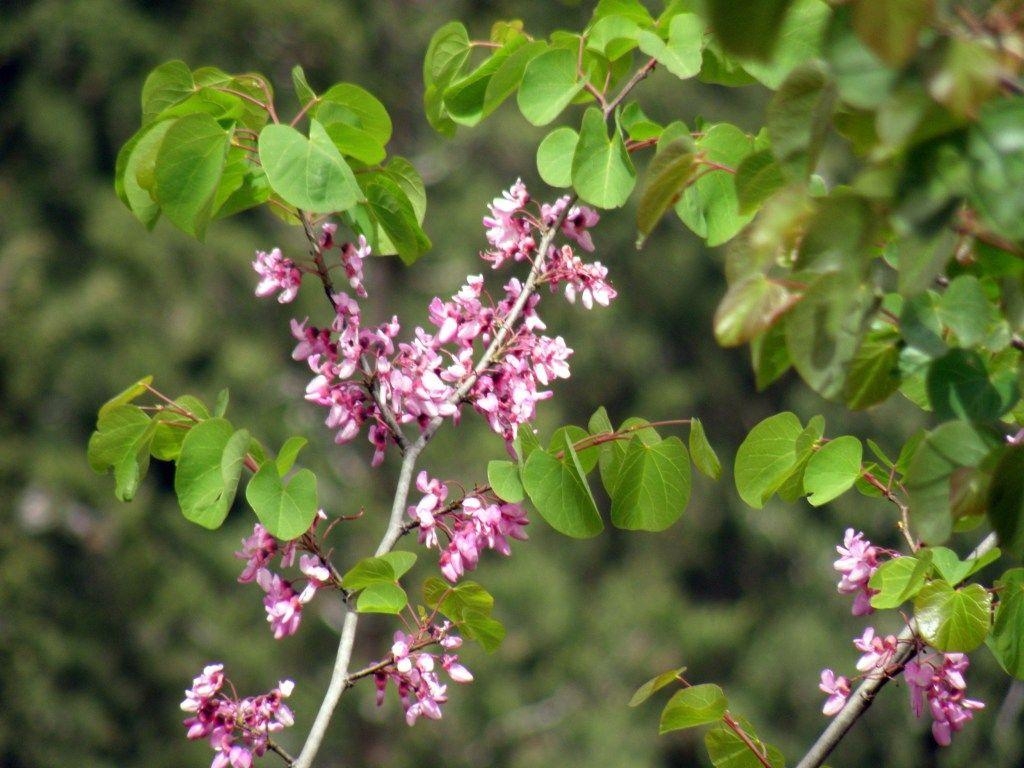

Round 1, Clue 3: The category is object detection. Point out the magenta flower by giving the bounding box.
[182,666,295,768]
[819,668,851,716]
[253,247,302,303]
[904,652,984,746]
[256,569,303,639]
[834,528,884,615]
[853,627,898,674]
[374,623,472,726]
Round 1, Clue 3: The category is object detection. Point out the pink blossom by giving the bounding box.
[545,245,617,309]
[235,524,277,583]
[819,668,851,716]
[253,247,302,303]
[256,569,303,639]
[182,666,295,768]
[834,528,884,616]
[541,196,600,252]
[339,235,370,298]
[904,652,984,745]
[852,627,899,674]
[374,623,472,726]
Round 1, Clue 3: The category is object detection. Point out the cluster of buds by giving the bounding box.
[374,622,473,726]
[235,515,332,639]
[253,180,613,462]
[408,470,529,582]
[181,664,295,768]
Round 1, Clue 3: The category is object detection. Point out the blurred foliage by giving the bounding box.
[2,2,1023,768]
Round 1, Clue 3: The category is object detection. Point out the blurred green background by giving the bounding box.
[1,1,1020,767]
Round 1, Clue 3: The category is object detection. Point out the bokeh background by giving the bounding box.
[2,1,1021,767]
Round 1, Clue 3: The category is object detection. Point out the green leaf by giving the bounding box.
[705,726,786,768]
[522,440,603,538]
[360,173,431,264]
[98,376,154,418]
[488,460,525,503]
[141,60,195,125]
[424,577,494,617]
[537,127,579,188]
[795,191,876,275]
[629,667,686,707]
[444,42,523,127]
[926,348,1018,422]
[733,150,786,214]
[676,123,756,245]
[517,48,586,126]
[803,435,862,506]
[735,0,832,90]
[734,412,803,508]
[380,551,417,580]
[842,333,902,409]
[936,275,1001,348]
[275,436,307,476]
[610,436,691,531]
[637,14,704,80]
[549,425,600,474]
[905,420,1000,545]
[316,82,392,146]
[87,405,155,502]
[988,446,1024,559]
[851,0,934,67]
[153,114,231,238]
[116,121,173,228]
[383,157,427,223]
[659,684,727,732]
[636,140,696,246]
[258,119,360,214]
[484,40,548,117]
[914,581,992,652]
[423,21,472,134]
[689,418,722,480]
[323,122,385,166]
[572,108,637,209]
[515,426,541,467]
[714,275,794,347]
[462,610,506,652]
[704,0,795,61]
[928,546,1001,585]
[586,14,642,60]
[356,582,407,614]
[174,419,248,529]
[968,98,1024,241]
[343,556,397,590]
[786,273,872,399]
[245,463,318,540]
[868,555,931,609]
[751,320,792,390]
[989,568,1024,679]
[767,61,835,178]
[291,65,316,106]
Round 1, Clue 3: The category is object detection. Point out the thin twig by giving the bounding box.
[604,57,657,118]
[793,532,999,768]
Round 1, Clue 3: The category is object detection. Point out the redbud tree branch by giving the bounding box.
[292,199,574,768]
[793,531,999,768]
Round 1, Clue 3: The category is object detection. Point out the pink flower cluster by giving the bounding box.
[181,664,295,768]
[235,517,331,639]
[263,180,611,463]
[408,470,529,582]
[905,652,985,746]
[253,247,302,303]
[834,528,889,615]
[820,636,984,746]
[374,622,473,725]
